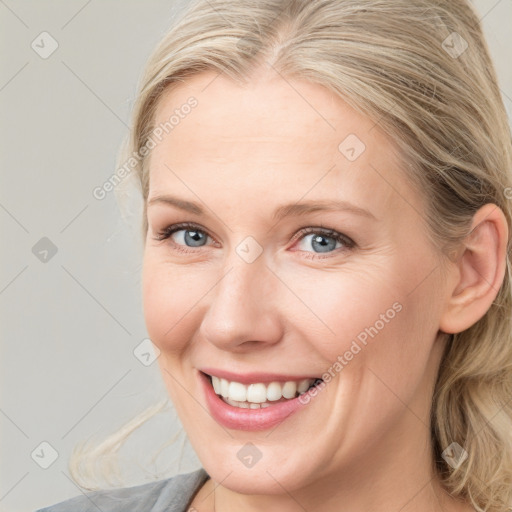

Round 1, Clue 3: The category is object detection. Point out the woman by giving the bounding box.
[36,0,512,511]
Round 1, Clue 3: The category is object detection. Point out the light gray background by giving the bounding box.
[1,1,511,511]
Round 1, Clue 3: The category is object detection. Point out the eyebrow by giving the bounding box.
[147,194,377,221]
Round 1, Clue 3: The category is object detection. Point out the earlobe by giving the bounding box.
[439,203,509,334]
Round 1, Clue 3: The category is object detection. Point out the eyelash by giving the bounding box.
[153,221,356,258]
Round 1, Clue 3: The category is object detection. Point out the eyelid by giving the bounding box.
[153,221,214,243]
[153,221,356,256]
[291,225,356,248]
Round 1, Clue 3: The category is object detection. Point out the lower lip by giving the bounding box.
[200,372,308,431]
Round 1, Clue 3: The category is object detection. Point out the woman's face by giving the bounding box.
[142,70,451,494]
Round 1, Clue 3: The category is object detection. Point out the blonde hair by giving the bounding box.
[71,1,512,510]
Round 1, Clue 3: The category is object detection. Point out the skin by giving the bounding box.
[141,68,507,511]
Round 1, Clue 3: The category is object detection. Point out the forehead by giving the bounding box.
[147,71,423,221]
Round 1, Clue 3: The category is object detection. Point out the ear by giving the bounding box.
[439,203,509,334]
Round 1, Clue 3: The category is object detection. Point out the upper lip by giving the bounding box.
[200,368,321,384]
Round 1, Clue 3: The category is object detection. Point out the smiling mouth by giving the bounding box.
[204,373,323,409]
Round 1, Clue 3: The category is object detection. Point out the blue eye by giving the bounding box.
[154,222,355,257]
[155,222,211,248]
[294,228,355,254]
[298,233,340,253]
[172,227,208,247]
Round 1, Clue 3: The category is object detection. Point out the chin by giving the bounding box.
[194,438,323,495]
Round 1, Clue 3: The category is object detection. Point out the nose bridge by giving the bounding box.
[219,257,260,311]
[199,245,282,350]
[214,233,271,309]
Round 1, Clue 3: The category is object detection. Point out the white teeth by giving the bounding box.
[297,378,311,393]
[266,382,282,401]
[210,375,317,407]
[225,399,269,409]
[212,377,221,394]
[228,381,247,402]
[247,383,267,403]
[220,378,229,398]
[282,381,297,399]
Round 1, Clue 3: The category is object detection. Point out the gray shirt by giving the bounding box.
[34,469,209,512]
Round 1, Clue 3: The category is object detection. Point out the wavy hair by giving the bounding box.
[70,1,512,510]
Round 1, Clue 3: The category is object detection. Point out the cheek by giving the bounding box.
[141,253,209,353]
[278,261,404,356]
[287,258,442,384]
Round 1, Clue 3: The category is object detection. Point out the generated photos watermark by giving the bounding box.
[92,96,198,201]
[299,301,403,404]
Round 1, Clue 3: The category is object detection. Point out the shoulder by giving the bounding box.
[34,468,209,512]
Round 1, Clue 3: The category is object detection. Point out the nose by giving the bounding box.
[198,251,284,353]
